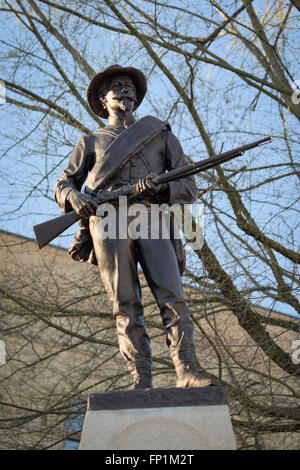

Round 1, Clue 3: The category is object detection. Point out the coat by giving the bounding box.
[54,116,197,212]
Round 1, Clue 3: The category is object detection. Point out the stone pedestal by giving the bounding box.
[79,386,236,450]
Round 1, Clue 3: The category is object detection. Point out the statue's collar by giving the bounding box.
[106,116,136,129]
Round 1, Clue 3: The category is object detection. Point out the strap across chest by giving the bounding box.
[89,115,169,192]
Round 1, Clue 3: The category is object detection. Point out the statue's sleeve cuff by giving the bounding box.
[56,186,74,213]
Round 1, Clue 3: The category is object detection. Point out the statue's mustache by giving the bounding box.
[113,95,136,102]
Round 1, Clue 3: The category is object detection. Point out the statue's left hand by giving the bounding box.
[136,172,168,197]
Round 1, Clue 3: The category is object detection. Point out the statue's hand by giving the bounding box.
[67,189,97,219]
[136,173,169,197]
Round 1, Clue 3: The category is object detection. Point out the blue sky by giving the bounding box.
[0,1,299,317]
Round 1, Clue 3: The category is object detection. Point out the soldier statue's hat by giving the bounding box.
[87,64,147,118]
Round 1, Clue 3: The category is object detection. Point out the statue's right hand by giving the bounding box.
[67,189,97,219]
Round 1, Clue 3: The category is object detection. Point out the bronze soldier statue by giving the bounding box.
[54,65,215,390]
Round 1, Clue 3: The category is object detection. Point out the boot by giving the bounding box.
[131,373,153,390]
[162,302,217,388]
[127,360,153,390]
[175,362,214,388]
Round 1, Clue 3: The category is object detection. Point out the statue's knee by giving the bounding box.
[113,297,143,317]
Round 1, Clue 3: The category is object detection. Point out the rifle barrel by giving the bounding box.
[156,136,271,184]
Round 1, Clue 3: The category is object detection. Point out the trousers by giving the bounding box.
[89,209,196,379]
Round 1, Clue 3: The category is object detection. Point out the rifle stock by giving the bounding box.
[33,135,271,249]
[33,186,138,249]
[33,211,80,249]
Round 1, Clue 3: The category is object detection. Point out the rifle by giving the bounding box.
[33,135,271,249]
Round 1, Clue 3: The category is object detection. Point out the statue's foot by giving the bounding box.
[176,372,218,388]
[131,376,153,390]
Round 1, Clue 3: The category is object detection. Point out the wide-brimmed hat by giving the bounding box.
[87,64,147,118]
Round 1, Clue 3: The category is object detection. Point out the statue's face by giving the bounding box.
[103,75,136,114]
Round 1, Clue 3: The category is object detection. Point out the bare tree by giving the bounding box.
[0,0,299,450]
